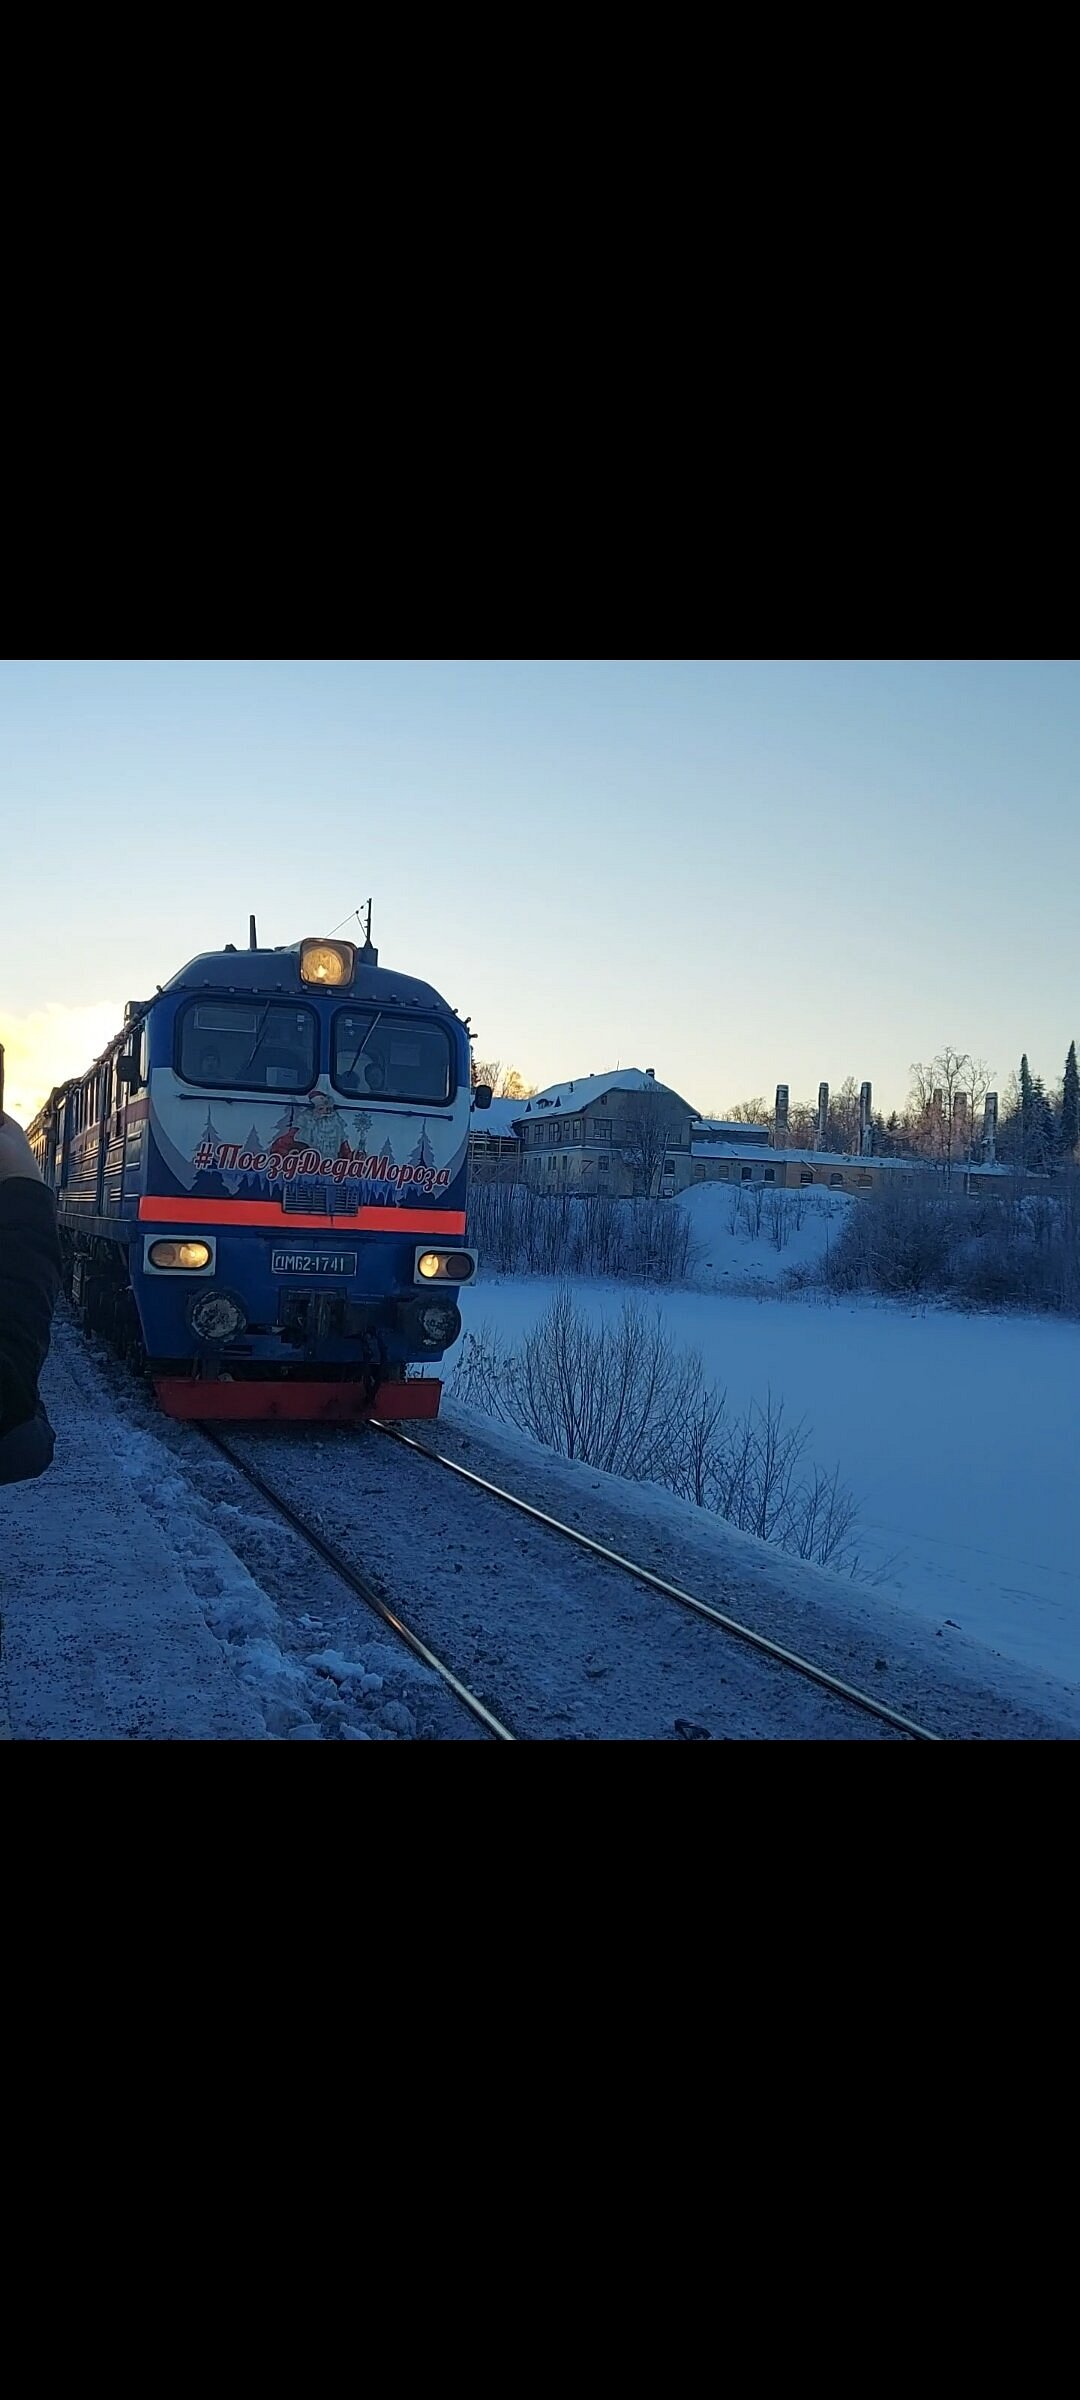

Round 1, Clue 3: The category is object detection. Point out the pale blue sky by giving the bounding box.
[1,659,1076,1120]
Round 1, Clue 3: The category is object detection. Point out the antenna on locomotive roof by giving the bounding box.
[358,897,378,967]
[249,914,258,950]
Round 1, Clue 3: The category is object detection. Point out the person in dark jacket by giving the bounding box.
[0,1110,62,1484]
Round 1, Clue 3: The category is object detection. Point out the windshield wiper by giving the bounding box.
[344,1012,382,1078]
[244,1003,274,1072]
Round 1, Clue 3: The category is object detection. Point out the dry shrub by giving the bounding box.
[452,1290,868,1574]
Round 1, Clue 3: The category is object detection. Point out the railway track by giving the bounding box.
[197,1426,515,1741]
[370,1421,943,1743]
[200,1419,943,1743]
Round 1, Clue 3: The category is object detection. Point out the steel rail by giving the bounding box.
[197,1425,515,1742]
[370,1421,944,1743]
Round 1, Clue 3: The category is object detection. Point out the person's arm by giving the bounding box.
[0,1117,63,1440]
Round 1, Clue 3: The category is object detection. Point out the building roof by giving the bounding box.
[690,1140,888,1166]
[688,1141,1014,1173]
[691,1118,771,1142]
[511,1069,689,1127]
[469,1096,525,1141]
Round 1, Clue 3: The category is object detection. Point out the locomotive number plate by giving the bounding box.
[271,1251,358,1276]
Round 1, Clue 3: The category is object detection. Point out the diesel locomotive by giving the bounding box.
[26,920,487,1420]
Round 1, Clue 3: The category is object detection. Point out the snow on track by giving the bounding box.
[5,1311,1080,1740]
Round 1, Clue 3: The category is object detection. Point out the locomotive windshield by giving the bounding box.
[332,1011,453,1104]
[178,1002,318,1092]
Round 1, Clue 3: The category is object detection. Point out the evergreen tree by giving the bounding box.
[1030,1077,1055,1170]
[408,1121,435,1169]
[1019,1054,1034,1165]
[1062,1040,1080,1157]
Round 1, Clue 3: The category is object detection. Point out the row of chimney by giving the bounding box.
[773,1082,999,1161]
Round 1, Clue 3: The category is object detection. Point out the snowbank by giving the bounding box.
[678,1181,851,1289]
[450,1274,1080,1689]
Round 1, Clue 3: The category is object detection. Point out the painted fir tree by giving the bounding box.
[408,1120,435,1171]
[1062,1040,1079,1158]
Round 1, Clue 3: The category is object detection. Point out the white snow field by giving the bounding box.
[445,1248,1080,1690]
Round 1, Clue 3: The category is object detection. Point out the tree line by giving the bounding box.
[721,1039,1078,1172]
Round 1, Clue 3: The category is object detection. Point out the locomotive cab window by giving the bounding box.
[178,1002,318,1092]
[332,1012,452,1104]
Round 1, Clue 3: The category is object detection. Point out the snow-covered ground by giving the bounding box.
[680,1181,852,1289]
[448,1263,1080,1689]
[2,1226,1076,1735]
[0,1320,471,1742]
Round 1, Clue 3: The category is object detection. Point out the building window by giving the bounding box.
[741,1166,752,1181]
[764,1168,775,1183]
[829,1173,843,1187]
[692,1165,706,1181]
[800,1170,813,1186]
[593,1121,612,1144]
[598,1155,610,1170]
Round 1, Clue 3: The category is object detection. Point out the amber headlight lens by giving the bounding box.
[149,1239,212,1270]
[417,1252,441,1278]
[300,938,355,986]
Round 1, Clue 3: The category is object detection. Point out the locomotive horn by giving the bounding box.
[249,914,258,950]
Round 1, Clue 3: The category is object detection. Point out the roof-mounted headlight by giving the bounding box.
[300,938,355,987]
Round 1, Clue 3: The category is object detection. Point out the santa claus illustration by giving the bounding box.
[272,1090,366,1162]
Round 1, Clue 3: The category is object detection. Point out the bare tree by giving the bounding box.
[908,1048,973,1179]
[786,1100,819,1149]
[471,1057,537,1097]
[618,1093,688,1197]
[722,1096,770,1125]
[825,1075,861,1154]
[960,1055,994,1183]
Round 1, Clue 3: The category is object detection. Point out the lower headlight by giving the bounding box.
[188,1289,247,1341]
[149,1239,212,1270]
[413,1245,478,1285]
[417,1303,461,1348]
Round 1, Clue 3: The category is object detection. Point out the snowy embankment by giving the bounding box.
[2,1326,266,1739]
[450,1230,1080,1692]
[2,1271,1077,1737]
[679,1181,852,1290]
[0,1319,459,1741]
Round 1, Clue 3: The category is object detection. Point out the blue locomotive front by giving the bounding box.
[31,931,482,1420]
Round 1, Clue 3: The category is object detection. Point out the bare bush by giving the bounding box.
[452,1293,867,1573]
[817,1168,1080,1315]
[745,1183,766,1237]
[764,1191,789,1252]
[467,1182,696,1286]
